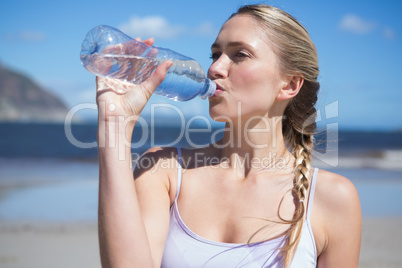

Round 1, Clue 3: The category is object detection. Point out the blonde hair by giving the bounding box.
[230,4,319,267]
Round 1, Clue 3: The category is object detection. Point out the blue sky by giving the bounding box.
[1,0,401,130]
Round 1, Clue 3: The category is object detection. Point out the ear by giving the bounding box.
[276,76,304,102]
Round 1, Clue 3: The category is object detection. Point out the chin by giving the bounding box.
[209,107,234,123]
[209,102,226,122]
[211,116,229,123]
[209,111,226,122]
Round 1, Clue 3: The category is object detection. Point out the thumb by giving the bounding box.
[141,60,173,98]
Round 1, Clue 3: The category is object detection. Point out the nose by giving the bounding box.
[207,57,228,80]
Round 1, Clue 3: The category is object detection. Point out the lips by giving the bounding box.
[211,83,224,97]
[212,89,223,97]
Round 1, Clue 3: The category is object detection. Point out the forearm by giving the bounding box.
[94,60,172,267]
[97,120,154,268]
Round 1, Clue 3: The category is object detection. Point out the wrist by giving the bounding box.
[97,118,135,150]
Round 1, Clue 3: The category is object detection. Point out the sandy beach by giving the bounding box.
[360,218,402,268]
[0,222,100,268]
[0,159,401,267]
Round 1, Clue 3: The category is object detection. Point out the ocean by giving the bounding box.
[1,121,401,159]
[0,122,401,223]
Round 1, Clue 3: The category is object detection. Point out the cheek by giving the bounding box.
[232,65,280,105]
[209,64,282,120]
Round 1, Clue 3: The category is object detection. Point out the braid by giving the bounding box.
[280,135,314,266]
[278,79,318,267]
[294,144,312,203]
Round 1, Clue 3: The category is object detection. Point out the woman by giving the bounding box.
[96,4,361,268]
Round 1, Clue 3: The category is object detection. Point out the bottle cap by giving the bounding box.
[200,78,217,99]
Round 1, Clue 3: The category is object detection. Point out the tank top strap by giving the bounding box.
[175,147,183,202]
[306,168,319,221]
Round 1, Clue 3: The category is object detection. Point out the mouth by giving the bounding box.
[211,83,224,97]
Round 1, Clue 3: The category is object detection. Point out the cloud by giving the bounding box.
[339,14,397,41]
[119,16,186,39]
[383,27,396,40]
[19,31,46,42]
[339,14,377,34]
[193,22,217,37]
[118,15,216,40]
[3,30,46,43]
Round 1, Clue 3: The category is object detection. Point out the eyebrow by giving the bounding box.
[211,41,249,50]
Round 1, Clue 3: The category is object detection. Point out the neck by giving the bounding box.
[218,114,293,178]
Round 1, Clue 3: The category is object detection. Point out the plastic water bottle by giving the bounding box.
[80,25,216,101]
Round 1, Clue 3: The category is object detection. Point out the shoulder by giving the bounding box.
[313,169,362,260]
[133,146,180,178]
[314,169,361,213]
[134,147,181,204]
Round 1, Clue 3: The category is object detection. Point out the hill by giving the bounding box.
[0,64,69,122]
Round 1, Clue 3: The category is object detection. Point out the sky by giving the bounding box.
[1,0,401,131]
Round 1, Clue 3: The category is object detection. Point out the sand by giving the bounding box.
[0,218,400,268]
[359,218,402,268]
[0,222,100,268]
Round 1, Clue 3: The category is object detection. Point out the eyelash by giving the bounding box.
[209,52,220,60]
[209,51,249,61]
[236,51,248,57]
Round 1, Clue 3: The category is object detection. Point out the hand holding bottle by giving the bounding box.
[96,38,172,124]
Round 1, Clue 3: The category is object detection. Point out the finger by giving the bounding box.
[85,55,112,76]
[135,37,154,47]
[97,77,131,94]
[96,76,114,92]
[124,40,149,81]
[101,44,126,55]
[125,39,149,56]
[141,60,173,98]
[142,37,154,46]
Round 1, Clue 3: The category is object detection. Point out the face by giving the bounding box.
[208,15,289,123]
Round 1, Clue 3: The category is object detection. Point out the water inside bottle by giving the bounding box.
[95,54,205,85]
[100,54,159,84]
[82,52,209,101]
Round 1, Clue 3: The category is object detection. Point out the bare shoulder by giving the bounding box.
[133,146,179,178]
[133,147,181,201]
[315,169,361,213]
[314,169,362,265]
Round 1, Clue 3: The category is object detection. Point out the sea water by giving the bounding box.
[1,123,402,222]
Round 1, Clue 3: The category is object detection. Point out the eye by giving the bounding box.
[235,51,249,58]
[210,52,221,61]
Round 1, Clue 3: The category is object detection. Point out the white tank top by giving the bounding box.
[161,148,318,267]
